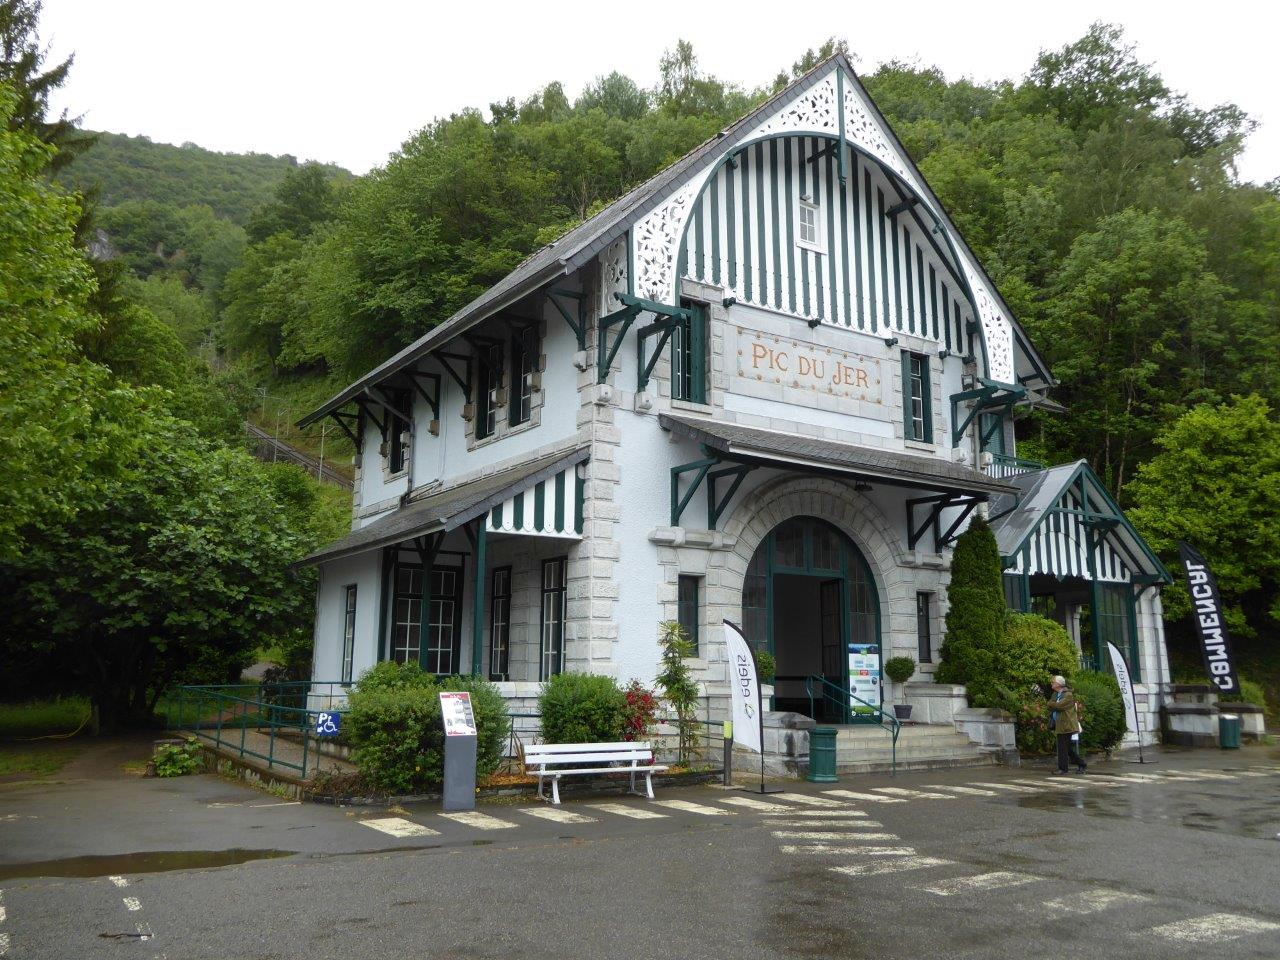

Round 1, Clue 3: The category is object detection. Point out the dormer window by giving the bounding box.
[474,343,503,440]
[797,198,822,252]
[385,388,412,474]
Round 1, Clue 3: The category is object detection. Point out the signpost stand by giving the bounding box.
[440,691,478,812]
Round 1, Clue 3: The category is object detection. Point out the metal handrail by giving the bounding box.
[801,674,902,776]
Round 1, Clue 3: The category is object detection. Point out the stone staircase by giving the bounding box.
[834,722,998,774]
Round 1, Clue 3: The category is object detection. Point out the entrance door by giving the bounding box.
[818,579,847,722]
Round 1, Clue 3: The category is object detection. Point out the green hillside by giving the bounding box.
[56,130,350,224]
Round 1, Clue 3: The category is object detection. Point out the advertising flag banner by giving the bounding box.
[1105,641,1140,737]
[1178,542,1242,698]
[723,620,762,754]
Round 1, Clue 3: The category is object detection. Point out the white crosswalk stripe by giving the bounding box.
[718,796,797,812]
[771,830,899,841]
[777,792,845,807]
[781,844,916,856]
[1009,779,1078,790]
[587,802,667,820]
[653,799,735,816]
[360,816,441,838]
[872,787,954,800]
[822,789,906,804]
[1043,889,1150,915]
[968,781,1040,793]
[760,810,871,819]
[918,871,1037,897]
[932,785,999,797]
[438,811,517,830]
[1147,913,1280,944]
[831,857,954,878]
[519,807,598,824]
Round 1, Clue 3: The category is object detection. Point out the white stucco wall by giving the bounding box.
[312,552,383,684]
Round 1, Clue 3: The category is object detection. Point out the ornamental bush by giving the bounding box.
[622,680,660,743]
[935,518,1008,703]
[1072,670,1126,753]
[538,672,627,744]
[345,663,507,793]
[990,613,1079,704]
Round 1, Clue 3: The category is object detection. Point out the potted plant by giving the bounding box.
[883,656,916,721]
[754,649,776,710]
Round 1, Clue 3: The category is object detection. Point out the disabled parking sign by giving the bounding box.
[315,711,341,737]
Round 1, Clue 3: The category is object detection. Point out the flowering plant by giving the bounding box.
[622,679,660,747]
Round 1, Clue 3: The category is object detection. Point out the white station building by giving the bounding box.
[298,54,1172,752]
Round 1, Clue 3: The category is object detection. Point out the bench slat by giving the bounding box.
[527,751,653,766]
[524,741,650,754]
[530,764,669,777]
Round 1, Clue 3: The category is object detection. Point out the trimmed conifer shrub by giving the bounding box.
[935,517,1006,700]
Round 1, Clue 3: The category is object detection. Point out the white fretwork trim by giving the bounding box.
[630,66,1016,383]
[599,235,629,318]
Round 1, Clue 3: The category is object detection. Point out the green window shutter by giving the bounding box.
[920,354,933,443]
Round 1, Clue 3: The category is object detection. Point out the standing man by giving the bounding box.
[1048,675,1087,775]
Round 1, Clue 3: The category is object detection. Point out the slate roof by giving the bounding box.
[298,446,589,567]
[299,53,1052,428]
[658,414,1016,497]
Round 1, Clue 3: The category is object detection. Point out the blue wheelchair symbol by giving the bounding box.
[315,711,341,737]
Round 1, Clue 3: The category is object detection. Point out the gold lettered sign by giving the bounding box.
[735,327,882,403]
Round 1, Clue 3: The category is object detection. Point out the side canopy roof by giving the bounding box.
[989,461,1171,585]
[301,53,1053,428]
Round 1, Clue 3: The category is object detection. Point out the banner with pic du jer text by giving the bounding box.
[1177,542,1241,698]
[1105,641,1140,737]
[722,620,762,754]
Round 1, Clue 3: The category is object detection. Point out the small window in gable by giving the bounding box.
[797,198,822,252]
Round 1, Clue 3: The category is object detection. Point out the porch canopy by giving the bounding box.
[298,445,589,569]
[658,413,1015,550]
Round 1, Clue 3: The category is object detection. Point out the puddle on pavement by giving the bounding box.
[0,848,293,881]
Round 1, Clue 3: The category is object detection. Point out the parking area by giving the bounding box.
[1,740,1278,959]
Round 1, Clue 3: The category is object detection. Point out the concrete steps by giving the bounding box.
[830,723,997,774]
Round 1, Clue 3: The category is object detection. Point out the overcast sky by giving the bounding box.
[41,1,1279,184]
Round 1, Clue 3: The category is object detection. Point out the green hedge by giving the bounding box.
[1073,670,1126,753]
[345,663,507,794]
[538,673,628,744]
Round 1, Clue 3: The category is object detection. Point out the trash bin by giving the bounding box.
[807,727,839,783]
[1219,713,1241,750]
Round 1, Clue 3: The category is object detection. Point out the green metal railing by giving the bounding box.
[986,452,1047,479]
[167,681,350,779]
[802,674,902,775]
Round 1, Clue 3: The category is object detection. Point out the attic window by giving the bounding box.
[797,198,822,252]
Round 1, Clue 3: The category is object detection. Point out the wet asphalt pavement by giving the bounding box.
[1,739,1278,960]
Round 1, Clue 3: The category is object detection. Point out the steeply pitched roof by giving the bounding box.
[300,54,1052,427]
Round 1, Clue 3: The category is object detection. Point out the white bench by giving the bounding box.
[522,741,668,805]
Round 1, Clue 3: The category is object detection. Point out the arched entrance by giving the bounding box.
[741,516,881,723]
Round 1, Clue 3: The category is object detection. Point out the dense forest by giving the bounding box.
[1,0,1276,722]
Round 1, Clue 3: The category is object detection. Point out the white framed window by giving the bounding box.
[797,198,823,252]
[341,584,357,683]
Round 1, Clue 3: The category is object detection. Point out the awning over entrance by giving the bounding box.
[298,446,589,567]
[659,413,1016,497]
[989,460,1171,585]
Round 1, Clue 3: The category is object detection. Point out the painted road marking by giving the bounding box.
[0,892,8,957]
[108,875,129,888]
[439,811,518,830]
[1147,913,1280,944]
[249,800,302,807]
[587,802,667,820]
[135,920,154,942]
[777,793,844,807]
[718,796,797,812]
[360,816,441,838]
[1009,779,1079,790]
[822,789,906,804]
[653,799,736,817]
[772,831,899,841]
[1043,889,1150,915]
[919,871,1037,897]
[122,897,142,912]
[761,810,872,820]
[968,781,1040,793]
[519,807,598,824]
[781,845,916,856]
[932,785,998,797]
[872,787,953,800]
[832,857,954,878]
